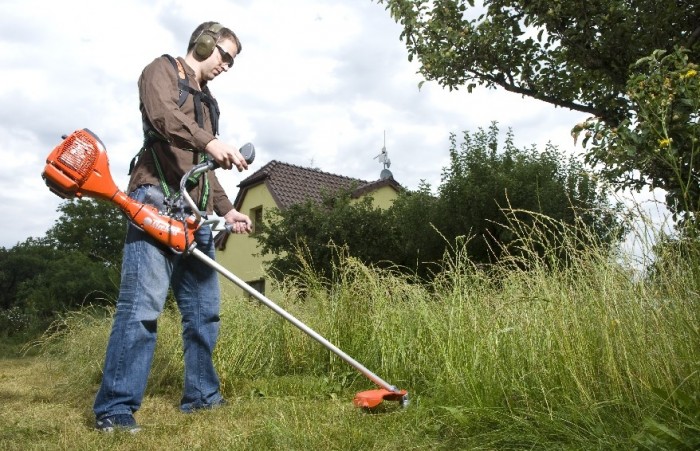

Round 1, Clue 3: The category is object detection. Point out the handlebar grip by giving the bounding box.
[208,142,256,170]
[240,142,255,164]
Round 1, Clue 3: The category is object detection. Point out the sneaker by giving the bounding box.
[180,398,227,414]
[95,414,141,433]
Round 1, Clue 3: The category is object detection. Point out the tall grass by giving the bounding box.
[30,209,700,449]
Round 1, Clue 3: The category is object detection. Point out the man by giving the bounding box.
[93,21,251,433]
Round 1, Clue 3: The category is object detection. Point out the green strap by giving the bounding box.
[150,147,172,198]
[150,147,209,211]
[196,152,210,210]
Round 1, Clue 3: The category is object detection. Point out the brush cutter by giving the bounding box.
[42,128,408,410]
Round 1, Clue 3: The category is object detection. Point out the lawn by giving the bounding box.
[2,234,699,450]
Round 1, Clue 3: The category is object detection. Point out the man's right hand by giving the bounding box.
[205,138,248,171]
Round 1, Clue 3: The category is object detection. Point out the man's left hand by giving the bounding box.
[223,209,252,233]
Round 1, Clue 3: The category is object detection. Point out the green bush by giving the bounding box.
[0,307,33,337]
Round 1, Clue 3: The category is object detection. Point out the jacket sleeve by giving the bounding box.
[138,56,215,151]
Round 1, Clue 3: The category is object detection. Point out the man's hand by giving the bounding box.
[205,139,248,171]
[223,208,252,234]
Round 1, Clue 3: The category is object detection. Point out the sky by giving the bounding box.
[0,0,665,250]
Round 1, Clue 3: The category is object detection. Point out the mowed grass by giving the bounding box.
[0,355,426,450]
[2,217,699,450]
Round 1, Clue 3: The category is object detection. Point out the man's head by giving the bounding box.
[187,21,242,82]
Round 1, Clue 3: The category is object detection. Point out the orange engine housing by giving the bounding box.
[42,129,198,253]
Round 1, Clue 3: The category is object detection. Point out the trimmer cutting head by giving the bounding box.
[353,388,409,410]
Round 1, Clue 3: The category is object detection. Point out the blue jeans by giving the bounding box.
[94,185,224,419]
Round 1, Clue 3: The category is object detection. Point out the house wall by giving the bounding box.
[356,185,399,209]
[216,182,399,301]
[216,182,275,300]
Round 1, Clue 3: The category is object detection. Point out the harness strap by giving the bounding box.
[130,55,219,211]
[166,55,220,135]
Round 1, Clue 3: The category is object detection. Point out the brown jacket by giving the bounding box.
[127,55,234,216]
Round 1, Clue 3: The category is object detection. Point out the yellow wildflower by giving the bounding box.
[681,69,697,79]
[658,138,672,147]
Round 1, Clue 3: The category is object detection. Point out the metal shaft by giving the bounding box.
[190,247,399,393]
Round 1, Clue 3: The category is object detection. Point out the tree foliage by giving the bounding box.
[377,0,699,229]
[45,198,126,267]
[257,124,622,280]
[433,123,624,265]
[257,193,398,281]
[575,48,699,230]
[386,181,443,275]
[377,0,699,125]
[0,238,57,311]
[0,199,124,328]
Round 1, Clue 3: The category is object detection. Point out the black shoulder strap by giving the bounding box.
[160,54,219,135]
[201,85,220,136]
[163,54,189,107]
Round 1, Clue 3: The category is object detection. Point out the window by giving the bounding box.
[250,206,263,235]
[247,279,265,297]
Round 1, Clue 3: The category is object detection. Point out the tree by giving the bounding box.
[45,198,126,267]
[387,181,443,276]
[0,199,124,326]
[0,238,58,311]
[433,123,624,265]
[257,191,398,282]
[376,0,699,226]
[256,124,622,280]
[0,237,119,323]
[575,48,699,230]
[377,0,699,125]
[17,250,118,318]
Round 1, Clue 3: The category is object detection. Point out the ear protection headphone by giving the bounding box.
[193,23,224,60]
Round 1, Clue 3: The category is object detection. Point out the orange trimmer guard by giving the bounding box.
[353,388,409,409]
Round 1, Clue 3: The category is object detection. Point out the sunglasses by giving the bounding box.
[216,45,234,68]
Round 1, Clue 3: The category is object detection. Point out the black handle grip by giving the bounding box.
[207,142,256,170]
[240,142,255,164]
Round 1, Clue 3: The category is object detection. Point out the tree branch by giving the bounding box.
[474,70,604,118]
[687,25,700,48]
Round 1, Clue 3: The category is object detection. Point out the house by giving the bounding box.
[214,160,402,298]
